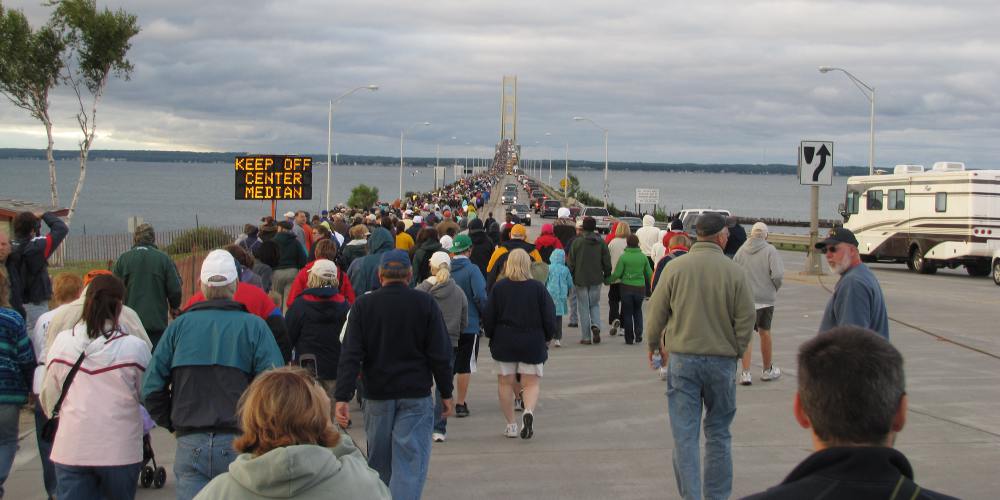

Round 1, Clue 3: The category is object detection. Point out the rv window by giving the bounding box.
[935,192,947,212]
[888,189,905,210]
[866,190,883,210]
[846,191,860,214]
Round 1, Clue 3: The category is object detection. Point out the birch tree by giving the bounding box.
[0,5,66,206]
[50,0,139,224]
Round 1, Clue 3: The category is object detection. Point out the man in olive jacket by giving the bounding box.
[644,212,754,500]
[567,217,611,344]
[113,223,182,348]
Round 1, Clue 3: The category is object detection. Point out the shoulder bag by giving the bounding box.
[41,351,86,442]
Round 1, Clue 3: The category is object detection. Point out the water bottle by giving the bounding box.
[652,351,663,370]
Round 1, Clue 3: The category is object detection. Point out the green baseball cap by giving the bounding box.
[450,234,473,253]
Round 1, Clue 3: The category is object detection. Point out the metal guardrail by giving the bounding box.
[767,233,811,248]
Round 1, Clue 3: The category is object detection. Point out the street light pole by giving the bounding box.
[564,143,569,198]
[400,121,431,200]
[818,66,875,175]
[327,85,378,211]
[573,116,610,208]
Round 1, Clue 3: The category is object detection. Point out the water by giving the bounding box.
[1,159,847,234]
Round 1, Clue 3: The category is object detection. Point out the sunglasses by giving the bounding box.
[821,244,841,254]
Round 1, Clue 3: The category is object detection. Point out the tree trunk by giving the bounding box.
[44,111,59,207]
[67,145,88,226]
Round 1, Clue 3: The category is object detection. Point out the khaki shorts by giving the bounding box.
[495,361,544,377]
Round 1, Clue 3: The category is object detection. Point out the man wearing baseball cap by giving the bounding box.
[485,224,542,290]
[142,250,285,499]
[815,227,889,339]
[335,250,453,500]
[447,234,488,418]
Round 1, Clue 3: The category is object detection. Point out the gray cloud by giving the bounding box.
[2,0,999,168]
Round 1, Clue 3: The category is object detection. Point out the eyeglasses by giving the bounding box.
[821,245,840,254]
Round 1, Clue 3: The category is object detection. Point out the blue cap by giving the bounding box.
[380,249,411,270]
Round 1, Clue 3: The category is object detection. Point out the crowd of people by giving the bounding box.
[0,167,956,500]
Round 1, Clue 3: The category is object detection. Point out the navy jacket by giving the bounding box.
[483,279,557,365]
[742,447,956,500]
[10,212,68,305]
[335,283,453,402]
[286,287,350,380]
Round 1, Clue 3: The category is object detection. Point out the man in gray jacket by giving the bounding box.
[733,222,784,385]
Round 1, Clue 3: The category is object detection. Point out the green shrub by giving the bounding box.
[164,227,233,255]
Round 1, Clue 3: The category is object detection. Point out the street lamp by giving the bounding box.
[818,66,875,175]
[573,116,609,208]
[327,85,378,210]
[400,121,431,200]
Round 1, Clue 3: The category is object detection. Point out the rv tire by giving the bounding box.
[993,260,1000,286]
[909,246,937,275]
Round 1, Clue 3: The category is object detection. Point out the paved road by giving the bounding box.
[8,175,999,499]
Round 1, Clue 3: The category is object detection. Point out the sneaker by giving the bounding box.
[739,370,752,386]
[761,366,782,381]
[657,367,668,381]
[579,339,592,345]
[553,339,561,347]
[591,325,601,344]
[504,423,519,438]
[514,392,524,412]
[520,412,534,439]
[609,319,620,336]
[455,403,470,418]
[567,322,579,328]
[635,336,643,344]
[432,432,446,443]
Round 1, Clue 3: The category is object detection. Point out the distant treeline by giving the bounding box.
[0,148,870,176]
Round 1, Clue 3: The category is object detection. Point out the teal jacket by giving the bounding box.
[113,244,182,333]
[609,247,652,287]
[194,434,390,500]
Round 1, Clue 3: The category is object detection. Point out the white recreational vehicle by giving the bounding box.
[840,162,1000,276]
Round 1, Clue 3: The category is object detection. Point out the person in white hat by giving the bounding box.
[141,249,285,499]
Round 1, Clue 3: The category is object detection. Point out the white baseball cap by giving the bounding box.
[557,207,571,218]
[439,235,454,251]
[201,250,238,287]
[430,251,451,270]
[309,259,338,280]
[283,211,295,218]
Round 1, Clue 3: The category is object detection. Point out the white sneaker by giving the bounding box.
[432,432,446,443]
[739,370,752,386]
[609,319,620,336]
[658,367,668,381]
[504,423,519,438]
[761,366,782,381]
[554,339,561,347]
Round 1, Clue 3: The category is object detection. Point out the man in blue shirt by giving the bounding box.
[815,228,889,339]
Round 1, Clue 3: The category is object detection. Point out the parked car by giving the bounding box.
[542,200,562,218]
[617,216,643,233]
[508,203,533,226]
[581,206,612,233]
[678,208,732,236]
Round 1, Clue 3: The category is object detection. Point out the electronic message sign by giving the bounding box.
[235,155,313,200]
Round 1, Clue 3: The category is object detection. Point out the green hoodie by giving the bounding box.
[609,247,652,287]
[194,434,390,500]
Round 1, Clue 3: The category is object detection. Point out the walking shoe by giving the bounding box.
[567,322,579,328]
[591,325,601,344]
[635,336,643,344]
[609,319,620,336]
[455,403,470,418]
[504,423,519,438]
[520,412,534,439]
[761,366,782,381]
[579,339,592,345]
[658,367,668,381]
[739,370,752,386]
[553,339,561,347]
[432,432,446,443]
[515,391,524,412]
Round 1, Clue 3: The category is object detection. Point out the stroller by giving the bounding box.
[138,406,167,489]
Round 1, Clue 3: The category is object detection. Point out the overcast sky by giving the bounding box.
[2,0,998,167]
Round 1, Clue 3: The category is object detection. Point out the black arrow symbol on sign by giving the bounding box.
[812,144,830,182]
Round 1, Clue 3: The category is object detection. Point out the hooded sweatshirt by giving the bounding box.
[533,224,563,264]
[193,435,390,500]
[346,228,395,296]
[733,237,784,306]
[568,231,612,287]
[450,256,487,334]
[411,237,443,285]
[635,214,660,258]
[417,276,469,346]
[545,249,574,316]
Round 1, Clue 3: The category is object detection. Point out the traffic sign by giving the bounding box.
[798,141,834,186]
[635,188,659,204]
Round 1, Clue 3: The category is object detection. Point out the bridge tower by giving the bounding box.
[496,75,520,173]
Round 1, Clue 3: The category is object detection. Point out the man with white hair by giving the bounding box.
[733,222,785,385]
[142,250,284,500]
[815,228,889,339]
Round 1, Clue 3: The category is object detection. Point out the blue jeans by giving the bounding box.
[364,397,434,500]
[174,432,237,500]
[54,462,141,500]
[619,289,645,344]
[34,403,57,497]
[574,284,602,338]
[433,349,457,434]
[24,302,49,333]
[567,285,579,324]
[666,353,737,500]
[0,404,20,498]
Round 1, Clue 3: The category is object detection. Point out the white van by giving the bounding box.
[677,208,732,235]
[840,162,1000,275]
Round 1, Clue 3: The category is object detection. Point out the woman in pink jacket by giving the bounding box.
[43,274,151,500]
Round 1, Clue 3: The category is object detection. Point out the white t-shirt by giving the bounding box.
[30,307,63,394]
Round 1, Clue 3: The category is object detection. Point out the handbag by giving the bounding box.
[41,351,86,442]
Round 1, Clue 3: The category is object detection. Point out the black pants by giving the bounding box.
[608,284,621,325]
[620,289,645,344]
[148,329,165,351]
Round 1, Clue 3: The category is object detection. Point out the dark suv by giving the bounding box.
[542,200,561,218]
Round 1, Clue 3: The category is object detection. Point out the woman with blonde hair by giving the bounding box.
[286,260,351,402]
[606,220,632,336]
[416,252,468,443]
[195,366,389,499]
[483,249,557,439]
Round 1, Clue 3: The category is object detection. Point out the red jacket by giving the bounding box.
[286,261,356,309]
